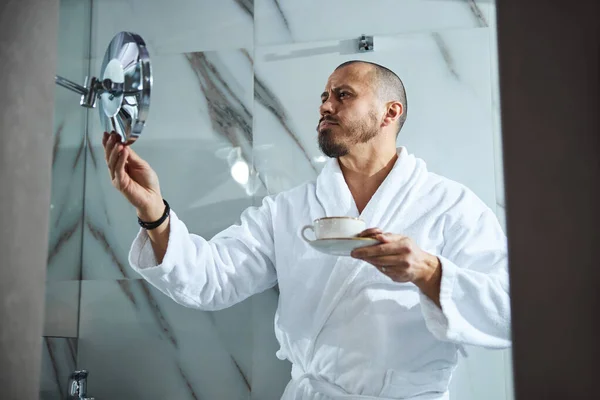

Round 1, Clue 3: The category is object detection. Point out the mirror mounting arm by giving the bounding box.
[54,75,129,109]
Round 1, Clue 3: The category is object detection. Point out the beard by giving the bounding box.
[317,111,379,158]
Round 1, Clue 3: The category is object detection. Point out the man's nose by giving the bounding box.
[319,98,334,116]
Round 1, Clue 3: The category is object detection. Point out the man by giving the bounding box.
[103,60,510,399]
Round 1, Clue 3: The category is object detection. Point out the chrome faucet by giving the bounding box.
[67,370,95,400]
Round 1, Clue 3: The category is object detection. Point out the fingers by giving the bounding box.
[103,131,124,159]
[357,229,398,244]
[124,146,144,166]
[357,228,383,237]
[107,140,124,180]
[114,146,129,189]
[351,240,408,258]
[102,131,110,147]
[104,133,116,166]
[358,255,409,267]
[372,233,398,243]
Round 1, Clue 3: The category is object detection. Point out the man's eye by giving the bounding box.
[339,92,349,98]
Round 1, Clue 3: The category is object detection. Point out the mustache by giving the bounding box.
[319,116,339,124]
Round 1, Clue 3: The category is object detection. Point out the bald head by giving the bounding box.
[335,60,408,134]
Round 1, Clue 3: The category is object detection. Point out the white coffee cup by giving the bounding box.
[301,217,366,241]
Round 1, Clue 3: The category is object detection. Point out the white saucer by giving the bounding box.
[306,237,380,257]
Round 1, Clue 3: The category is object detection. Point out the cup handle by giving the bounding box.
[301,225,315,242]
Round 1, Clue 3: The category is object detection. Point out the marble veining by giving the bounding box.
[432,32,460,81]
[50,1,507,398]
[78,280,257,399]
[88,142,114,227]
[138,279,179,348]
[72,135,86,174]
[272,0,292,39]
[52,120,65,165]
[86,217,128,278]
[253,28,496,204]
[232,355,252,390]
[85,130,98,169]
[255,0,495,46]
[55,139,86,225]
[48,0,288,397]
[186,52,254,159]
[113,280,180,348]
[184,50,271,193]
[47,112,86,280]
[176,363,202,400]
[235,0,254,18]
[466,0,489,27]
[46,339,63,393]
[40,337,77,400]
[117,279,138,308]
[45,338,76,398]
[47,219,81,268]
[241,48,254,65]
[254,73,317,173]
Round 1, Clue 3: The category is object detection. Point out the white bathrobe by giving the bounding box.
[129,147,511,400]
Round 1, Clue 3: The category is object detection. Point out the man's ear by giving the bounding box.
[382,101,404,127]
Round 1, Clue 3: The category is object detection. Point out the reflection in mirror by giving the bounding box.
[98,32,151,144]
[43,1,511,399]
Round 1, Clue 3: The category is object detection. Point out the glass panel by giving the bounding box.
[47,1,512,399]
[78,2,261,399]
[41,0,92,398]
[253,2,511,398]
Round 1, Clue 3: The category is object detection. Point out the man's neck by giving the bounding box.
[338,144,398,214]
[338,139,398,177]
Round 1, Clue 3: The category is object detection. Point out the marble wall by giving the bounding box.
[40,0,91,398]
[39,337,78,400]
[44,0,512,399]
[47,0,90,282]
[78,1,289,398]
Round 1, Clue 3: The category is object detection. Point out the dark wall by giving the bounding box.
[0,1,60,398]
[497,0,600,398]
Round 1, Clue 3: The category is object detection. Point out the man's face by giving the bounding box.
[317,64,382,158]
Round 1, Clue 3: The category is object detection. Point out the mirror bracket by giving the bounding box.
[53,31,152,145]
[358,34,374,52]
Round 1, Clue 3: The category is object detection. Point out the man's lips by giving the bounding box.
[319,120,338,127]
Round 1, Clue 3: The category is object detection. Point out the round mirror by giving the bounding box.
[99,32,152,144]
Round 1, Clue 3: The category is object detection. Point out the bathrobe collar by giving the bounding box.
[315,146,421,228]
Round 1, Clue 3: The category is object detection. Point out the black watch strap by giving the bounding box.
[138,199,170,230]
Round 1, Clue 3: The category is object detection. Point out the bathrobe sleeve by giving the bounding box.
[419,192,511,349]
[128,196,278,311]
